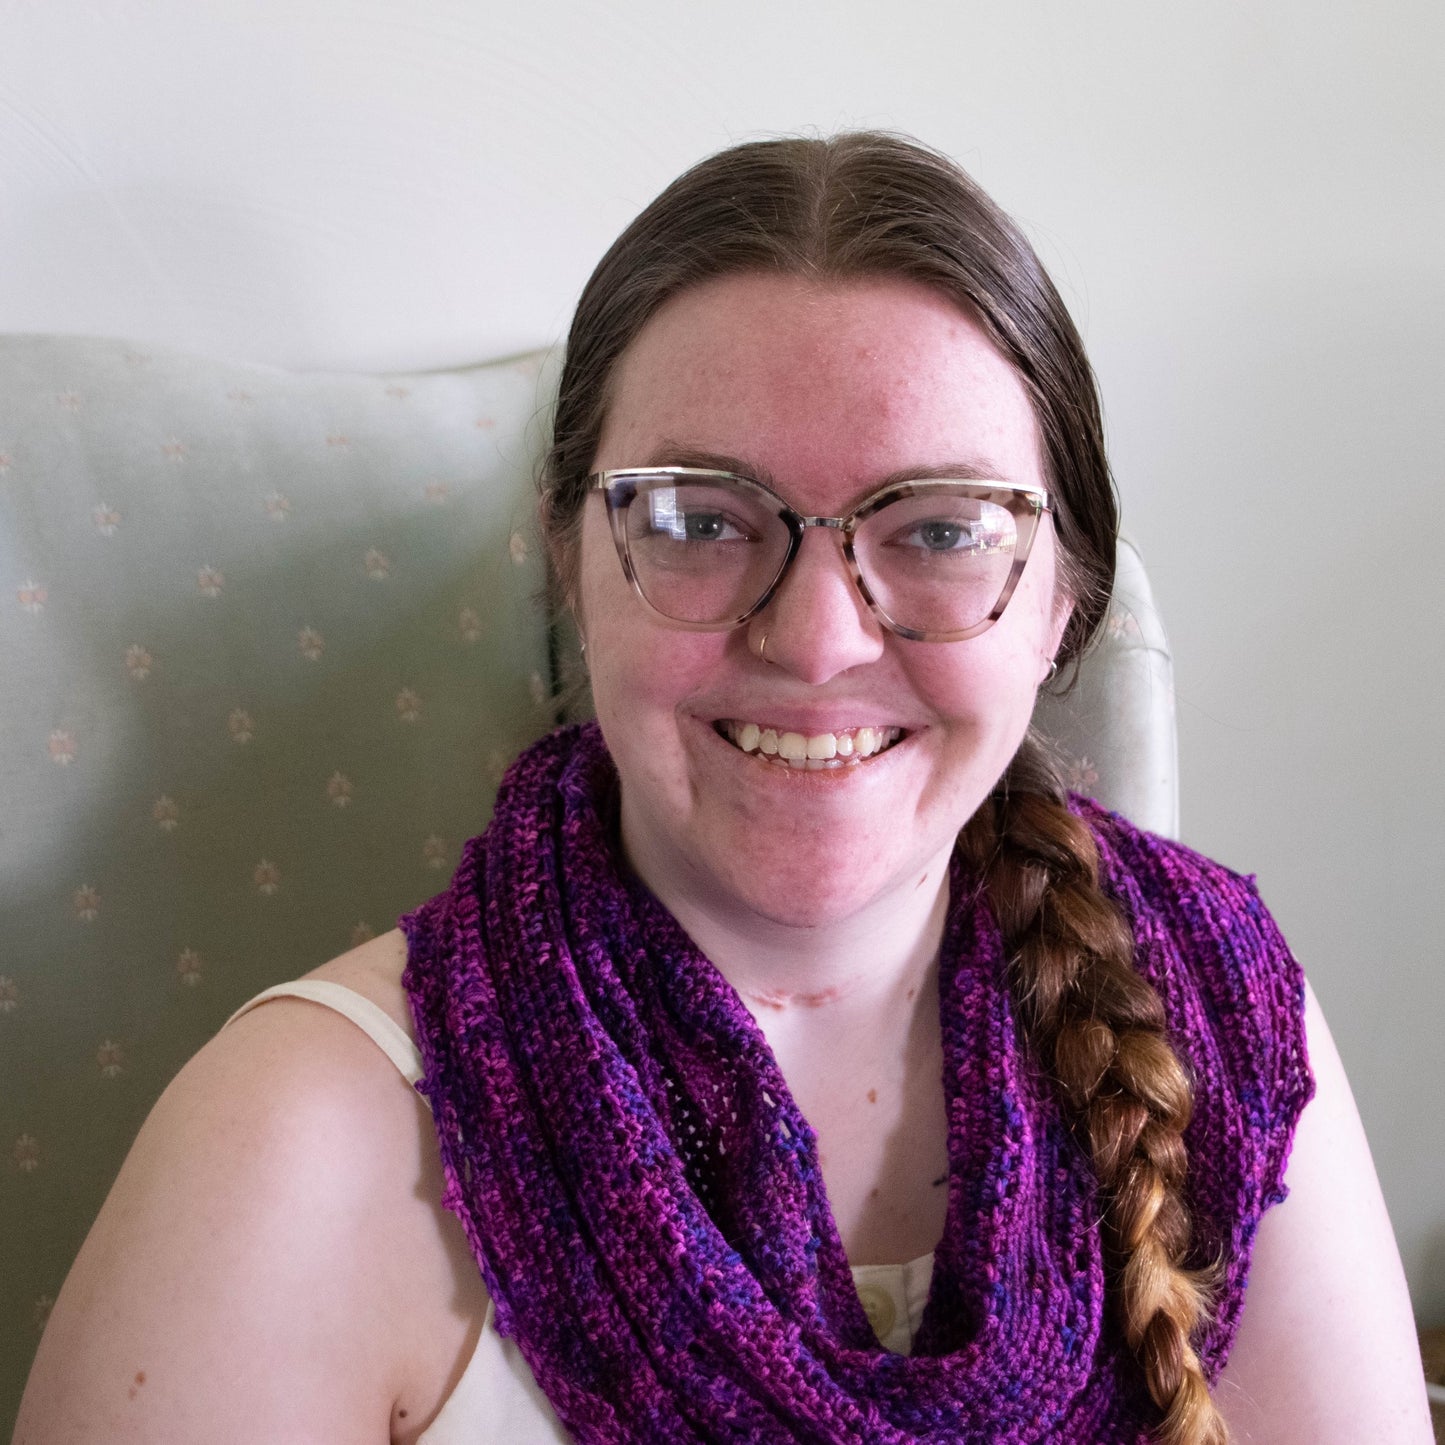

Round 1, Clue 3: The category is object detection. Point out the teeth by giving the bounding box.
[722,721,902,769]
[777,732,807,761]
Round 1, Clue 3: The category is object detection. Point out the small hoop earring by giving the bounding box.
[1043,656,1059,684]
[756,629,773,665]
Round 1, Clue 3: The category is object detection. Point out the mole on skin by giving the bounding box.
[128,1369,145,1401]
[867,1088,878,1104]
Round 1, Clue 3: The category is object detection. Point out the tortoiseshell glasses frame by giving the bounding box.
[589,466,1052,643]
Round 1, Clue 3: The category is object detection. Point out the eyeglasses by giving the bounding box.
[589,467,1051,642]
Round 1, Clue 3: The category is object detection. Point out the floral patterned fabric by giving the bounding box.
[0,335,560,1428]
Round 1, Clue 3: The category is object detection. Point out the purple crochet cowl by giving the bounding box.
[401,723,1312,1443]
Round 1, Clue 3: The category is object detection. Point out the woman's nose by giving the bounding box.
[751,528,885,683]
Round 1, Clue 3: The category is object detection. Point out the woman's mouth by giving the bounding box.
[715,720,905,771]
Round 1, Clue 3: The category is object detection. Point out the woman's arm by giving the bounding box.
[1213,982,1432,1442]
[13,993,477,1444]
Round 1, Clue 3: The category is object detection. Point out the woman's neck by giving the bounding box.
[641,850,952,1035]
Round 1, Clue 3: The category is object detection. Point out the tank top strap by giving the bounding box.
[224,979,426,1093]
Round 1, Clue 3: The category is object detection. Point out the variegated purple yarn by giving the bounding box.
[401,723,1312,1443]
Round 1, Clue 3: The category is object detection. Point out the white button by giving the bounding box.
[857,1283,897,1343]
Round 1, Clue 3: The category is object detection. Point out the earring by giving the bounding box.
[1043,656,1059,684]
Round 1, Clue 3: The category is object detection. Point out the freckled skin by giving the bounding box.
[582,273,1069,942]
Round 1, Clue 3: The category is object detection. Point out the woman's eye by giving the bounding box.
[903,519,976,552]
[678,511,748,543]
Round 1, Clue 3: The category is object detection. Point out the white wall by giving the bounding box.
[4,0,1442,1320]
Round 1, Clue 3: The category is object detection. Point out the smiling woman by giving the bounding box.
[16,133,1432,1445]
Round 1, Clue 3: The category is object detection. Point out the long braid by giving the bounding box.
[958,736,1229,1445]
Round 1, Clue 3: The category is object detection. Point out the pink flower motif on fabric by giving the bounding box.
[364,548,391,580]
[227,389,255,405]
[423,835,449,870]
[529,672,548,708]
[13,1135,40,1172]
[0,976,19,1014]
[228,709,254,744]
[161,438,187,462]
[459,607,482,643]
[509,532,529,565]
[475,415,495,430]
[385,384,411,400]
[1066,757,1100,792]
[395,688,422,723]
[96,1040,125,1078]
[93,504,121,535]
[326,432,350,449]
[48,730,77,766]
[327,772,353,807]
[0,452,13,473]
[253,860,281,896]
[197,565,224,597]
[73,885,100,922]
[424,483,449,505]
[298,627,324,661]
[56,391,81,411]
[264,490,292,522]
[176,949,203,986]
[18,580,46,614]
[349,921,376,947]
[1105,606,1141,640]
[153,796,180,831]
[125,644,153,680]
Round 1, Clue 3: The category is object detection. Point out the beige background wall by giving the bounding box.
[3,0,1442,1321]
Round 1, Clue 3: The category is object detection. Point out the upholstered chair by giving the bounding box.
[0,334,1176,1426]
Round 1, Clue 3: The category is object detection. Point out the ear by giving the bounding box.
[1039,588,1074,684]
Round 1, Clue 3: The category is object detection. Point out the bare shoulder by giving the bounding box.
[304,925,417,1031]
[16,931,488,1445]
[1214,982,1433,1443]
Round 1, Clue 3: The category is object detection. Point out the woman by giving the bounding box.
[16,134,1431,1444]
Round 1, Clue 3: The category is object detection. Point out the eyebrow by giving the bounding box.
[640,442,1018,494]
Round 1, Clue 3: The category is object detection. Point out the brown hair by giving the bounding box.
[540,132,1226,1445]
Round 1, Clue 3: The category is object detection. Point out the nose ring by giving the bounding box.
[756,628,774,665]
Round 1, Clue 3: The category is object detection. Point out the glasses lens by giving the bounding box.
[622,479,789,624]
[853,490,1023,635]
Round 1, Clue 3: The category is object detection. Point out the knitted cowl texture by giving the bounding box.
[401,722,1313,1444]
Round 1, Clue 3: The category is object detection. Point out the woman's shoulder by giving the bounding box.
[302,925,417,1030]
[17,930,488,1444]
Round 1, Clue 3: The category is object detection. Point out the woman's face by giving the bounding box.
[579,272,1070,931]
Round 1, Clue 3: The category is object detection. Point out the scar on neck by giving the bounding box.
[744,985,845,1010]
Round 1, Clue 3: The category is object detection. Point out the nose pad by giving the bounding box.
[750,528,886,682]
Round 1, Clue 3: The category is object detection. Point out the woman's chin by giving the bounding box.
[687,843,928,934]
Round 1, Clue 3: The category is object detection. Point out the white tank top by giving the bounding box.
[226,980,932,1443]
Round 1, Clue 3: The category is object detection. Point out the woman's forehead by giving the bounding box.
[595,272,1044,494]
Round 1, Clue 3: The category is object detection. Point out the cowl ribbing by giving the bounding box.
[402,723,1312,1443]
